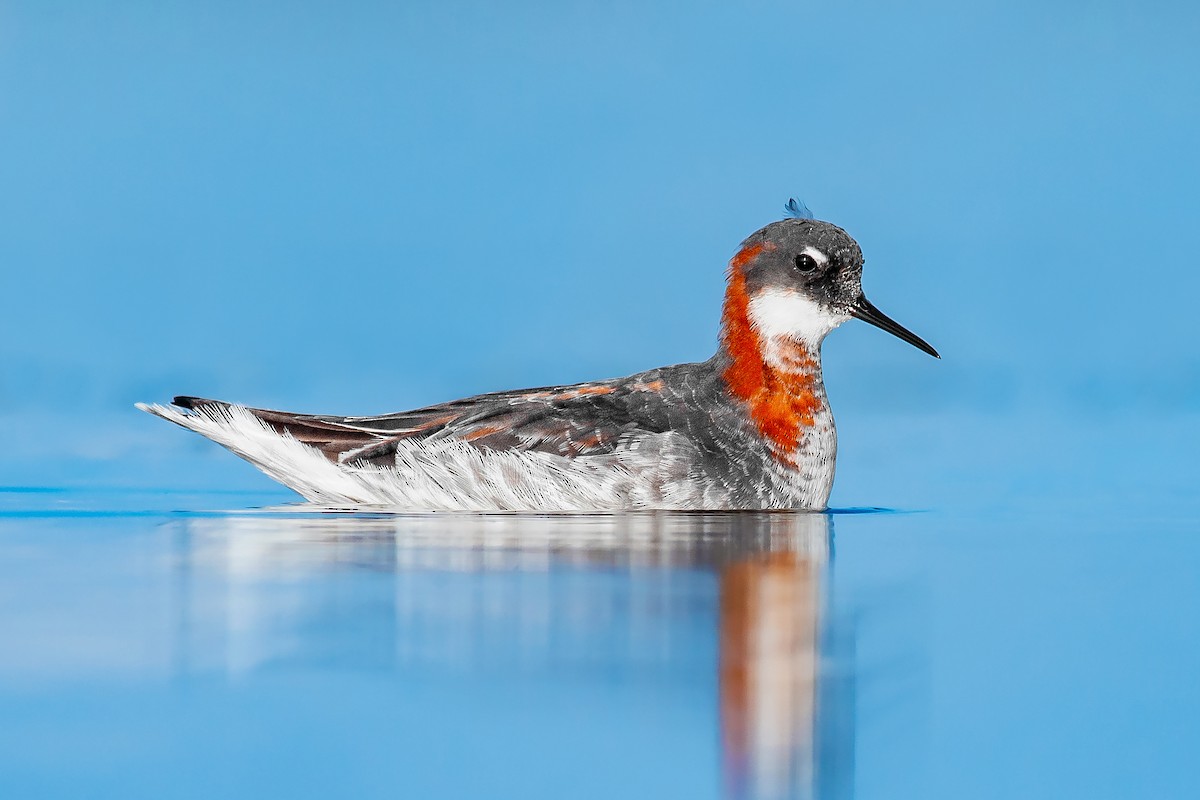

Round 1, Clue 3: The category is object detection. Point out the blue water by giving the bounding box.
[1,409,1197,800]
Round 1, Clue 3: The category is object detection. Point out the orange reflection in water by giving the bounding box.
[719,515,844,800]
[167,511,851,798]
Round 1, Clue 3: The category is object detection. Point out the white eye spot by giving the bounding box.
[800,246,829,267]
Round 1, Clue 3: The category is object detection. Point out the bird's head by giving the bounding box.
[726,212,939,358]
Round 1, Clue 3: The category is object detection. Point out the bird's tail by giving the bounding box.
[136,397,386,503]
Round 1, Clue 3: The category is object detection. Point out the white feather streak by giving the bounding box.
[136,402,720,511]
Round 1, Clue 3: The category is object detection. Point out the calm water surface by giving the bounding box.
[0,477,1197,799]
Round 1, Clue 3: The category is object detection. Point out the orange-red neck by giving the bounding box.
[720,244,824,456]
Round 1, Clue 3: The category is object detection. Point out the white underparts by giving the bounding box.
[136,402,732,511]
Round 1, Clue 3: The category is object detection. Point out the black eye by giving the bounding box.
[793,253,817,273]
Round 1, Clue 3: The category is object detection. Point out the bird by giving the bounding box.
[138,201,938,511]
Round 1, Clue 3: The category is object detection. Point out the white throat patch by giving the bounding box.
[747,289,848,349]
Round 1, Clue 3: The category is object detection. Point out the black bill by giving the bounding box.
[850,296,940,358]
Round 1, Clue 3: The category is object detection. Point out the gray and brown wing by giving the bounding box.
[171,377,675,467]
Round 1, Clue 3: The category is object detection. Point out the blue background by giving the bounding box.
[1,4,1199,799]
[2,0,1197,503]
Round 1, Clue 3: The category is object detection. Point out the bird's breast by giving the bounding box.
[722,334,829,461]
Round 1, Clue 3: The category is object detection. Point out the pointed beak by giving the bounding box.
[850,295,940,358]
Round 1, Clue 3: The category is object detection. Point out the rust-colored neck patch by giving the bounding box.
[720,244,823,456]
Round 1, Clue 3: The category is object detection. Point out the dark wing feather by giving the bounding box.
[173,376,674,467]
[172,395,385,461]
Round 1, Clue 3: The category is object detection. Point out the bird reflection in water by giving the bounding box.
[174,510,853,799]
[718,514,852,800]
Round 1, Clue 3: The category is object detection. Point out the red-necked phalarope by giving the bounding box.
[139,202,938,510]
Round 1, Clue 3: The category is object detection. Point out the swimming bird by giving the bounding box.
[139,204,938,511]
